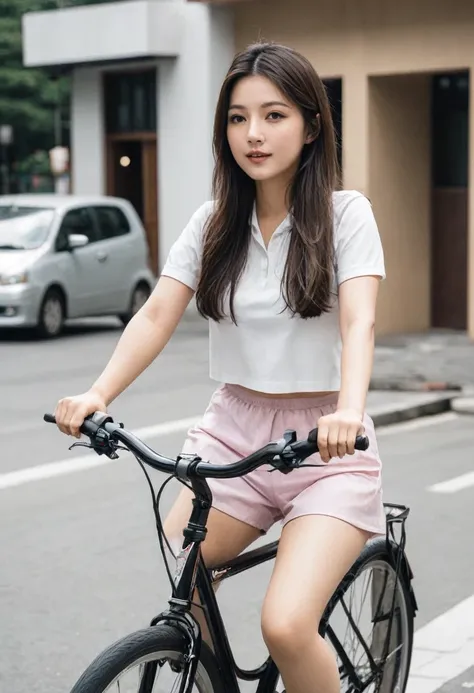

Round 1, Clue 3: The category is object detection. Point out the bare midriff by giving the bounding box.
[239,386,337,399]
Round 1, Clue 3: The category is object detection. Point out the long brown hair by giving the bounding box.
[195,42,340,323]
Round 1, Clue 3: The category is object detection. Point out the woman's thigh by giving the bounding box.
[261,514,369,646]
[163,486,262,568]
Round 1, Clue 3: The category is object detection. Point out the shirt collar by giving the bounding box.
[250,202,292,240]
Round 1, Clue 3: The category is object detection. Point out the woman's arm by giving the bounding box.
[336,275,380,416]
[317,275,381,463]
[91,276,195,406]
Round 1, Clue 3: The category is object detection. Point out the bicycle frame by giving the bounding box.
[146,474,283,693]
[144,473,413,693]
[153,537,282,692]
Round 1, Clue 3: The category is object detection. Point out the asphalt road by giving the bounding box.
[1,318,473,693]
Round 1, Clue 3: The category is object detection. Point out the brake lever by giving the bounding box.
[68,441,94,451]
[68,428,121,460]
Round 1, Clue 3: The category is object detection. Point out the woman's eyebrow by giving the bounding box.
[228,101,292,110]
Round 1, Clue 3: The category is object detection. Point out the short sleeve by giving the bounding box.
[161,201,213,290]
[334,192,386,285]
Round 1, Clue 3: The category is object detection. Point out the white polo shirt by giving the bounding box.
[162,190,385,394]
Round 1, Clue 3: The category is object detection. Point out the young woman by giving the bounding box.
[54,42,386,693]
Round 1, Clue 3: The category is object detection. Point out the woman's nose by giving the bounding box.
[247,119,265,145]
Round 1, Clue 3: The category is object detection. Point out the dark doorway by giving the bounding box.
[431,71,469,329]
[324,78,343,176]
[103,69,159,275]
[112,140,143,218]
[106,136,159,275]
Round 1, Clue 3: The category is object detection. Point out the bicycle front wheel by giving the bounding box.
[69,625,225,693]
[322,537,414,693]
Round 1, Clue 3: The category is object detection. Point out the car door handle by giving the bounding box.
[96,251,108,262]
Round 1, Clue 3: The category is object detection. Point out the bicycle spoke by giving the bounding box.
[98,652,203,693]
[325,559,410,693]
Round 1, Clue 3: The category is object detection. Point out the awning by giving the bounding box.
[22,0,184,69]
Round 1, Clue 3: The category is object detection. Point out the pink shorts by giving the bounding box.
[181,384,386,536]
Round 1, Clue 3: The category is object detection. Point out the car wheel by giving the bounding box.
[37,288,65,339]
[119,282,151,326]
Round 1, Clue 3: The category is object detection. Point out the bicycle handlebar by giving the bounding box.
[43,411,370,479]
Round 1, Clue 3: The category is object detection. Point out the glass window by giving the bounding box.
[0,208,55,250]
[55,225,69,253]
[0,205,53,220]
[59,208,97,245]
[104,70,157,134]
[94,206,131,239]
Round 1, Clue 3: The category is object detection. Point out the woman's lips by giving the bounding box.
[246,153,272,164]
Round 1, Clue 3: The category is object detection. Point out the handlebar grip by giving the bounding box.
[44,411,113,439]
[307,428,370,452]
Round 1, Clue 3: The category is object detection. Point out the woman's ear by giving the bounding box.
[305,113,321,144]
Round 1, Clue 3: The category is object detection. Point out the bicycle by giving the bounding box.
[44,411,418,693]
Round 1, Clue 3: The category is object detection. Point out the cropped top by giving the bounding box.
[161,190,385,393]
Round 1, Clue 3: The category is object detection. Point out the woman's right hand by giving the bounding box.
[54,390,108,439]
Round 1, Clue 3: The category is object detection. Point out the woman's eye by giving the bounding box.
[229,114,245,124]
[267,112,284,121]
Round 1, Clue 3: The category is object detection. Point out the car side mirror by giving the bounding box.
[68,233,89,250]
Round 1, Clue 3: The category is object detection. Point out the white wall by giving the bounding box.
[157,4,235,268]
[71,69,105,195]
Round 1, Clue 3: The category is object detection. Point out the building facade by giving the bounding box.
[22,0,474,337]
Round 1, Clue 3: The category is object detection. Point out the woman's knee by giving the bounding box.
[261,600,323,659]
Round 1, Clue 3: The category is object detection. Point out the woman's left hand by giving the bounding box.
[317,409,365,464]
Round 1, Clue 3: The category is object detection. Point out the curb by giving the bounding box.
[369,378,462,392]
[370,395,455,428]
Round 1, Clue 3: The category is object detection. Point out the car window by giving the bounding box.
[0,209,55,250]
[59,208,97,245]
[55,225,69,253]
[94,206,131,240]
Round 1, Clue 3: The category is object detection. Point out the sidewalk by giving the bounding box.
[366,389,456,427]
[369,330,474,425]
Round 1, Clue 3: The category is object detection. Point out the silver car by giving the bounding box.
[0,195,156,338]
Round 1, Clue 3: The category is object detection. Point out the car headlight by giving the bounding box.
[0,271,29,286]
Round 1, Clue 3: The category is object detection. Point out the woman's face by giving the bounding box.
[227,75,309,184]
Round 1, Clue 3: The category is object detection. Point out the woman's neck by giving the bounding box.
[255,177,290,221]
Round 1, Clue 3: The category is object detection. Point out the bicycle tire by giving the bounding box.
[322,537,415,692]
[69,624,225,693]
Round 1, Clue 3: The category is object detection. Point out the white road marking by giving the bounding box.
[376,411,474,496]
[428,471,474,494]
[0,416,199,491]
[0,421,47,436]
[399,413,474,494]
[407,593,474,692]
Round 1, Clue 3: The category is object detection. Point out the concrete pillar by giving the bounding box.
[70,68,105,195]
[342,71,369,193]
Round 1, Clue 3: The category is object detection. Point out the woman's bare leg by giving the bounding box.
[261,515,369,693]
